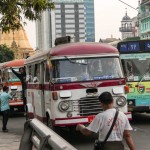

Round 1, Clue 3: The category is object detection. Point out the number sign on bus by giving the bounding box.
[118,40,150,53]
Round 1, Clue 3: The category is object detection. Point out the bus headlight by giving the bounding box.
[116,97,126,107]
[59,101,70,112]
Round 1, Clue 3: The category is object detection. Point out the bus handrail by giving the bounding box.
[19,118,77,150]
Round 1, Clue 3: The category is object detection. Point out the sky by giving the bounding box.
[24,0,139,49]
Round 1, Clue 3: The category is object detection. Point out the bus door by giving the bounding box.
[32,63,45,118]
[43,60,53,124]
[26,63,43,118]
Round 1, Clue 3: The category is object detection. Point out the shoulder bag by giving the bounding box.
[93,109,119,150]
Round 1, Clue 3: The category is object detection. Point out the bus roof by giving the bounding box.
[25,42,118,64]
[3,59,25,68]
[50,42,118,56]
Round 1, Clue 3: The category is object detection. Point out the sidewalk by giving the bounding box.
[0,131,21,150]
[0,115,24,150]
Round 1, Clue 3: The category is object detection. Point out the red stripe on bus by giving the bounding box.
[5,82,22,86]
[27,79,125,91]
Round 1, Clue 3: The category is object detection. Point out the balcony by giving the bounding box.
[141,0,150,5]
[119,27,135,32]
[141,11,150,19]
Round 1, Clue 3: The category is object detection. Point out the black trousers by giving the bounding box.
[1,109,10,130]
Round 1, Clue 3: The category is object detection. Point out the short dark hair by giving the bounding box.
[99,92,113,105]
[19,67,25,71]
[3,86,9,91]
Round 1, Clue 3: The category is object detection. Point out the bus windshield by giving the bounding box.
[52,57,123,83]
[122,57,150,82]
[8,69,20,82]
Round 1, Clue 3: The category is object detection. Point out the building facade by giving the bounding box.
[36,0,95,51]
[84,0,95,42]
[119,11,138,40]
[140,0,150,39]
[36,10,55,51]
[54,0,85,42]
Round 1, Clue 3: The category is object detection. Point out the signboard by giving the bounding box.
[119,42,140,52]
[118,40,150,53]
[145,41,150,51]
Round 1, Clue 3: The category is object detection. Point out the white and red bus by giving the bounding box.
[25,42,131,129]
[0,59,25,112]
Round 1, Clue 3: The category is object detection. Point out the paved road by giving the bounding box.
[0,113,150,150]
[57,113,150,150]
[0,114,25,150]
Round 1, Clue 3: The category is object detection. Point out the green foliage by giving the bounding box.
[0,44,15,62]
[0,0,55,32]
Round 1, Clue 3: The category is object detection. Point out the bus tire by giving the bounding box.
[47,116,54,130]
[25,107,29,121]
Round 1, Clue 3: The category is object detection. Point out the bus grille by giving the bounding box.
[78,97,103,116]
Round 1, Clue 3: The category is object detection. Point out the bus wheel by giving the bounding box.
[25,107,29,120]
[26,112,29,121]
[47,117,54,130]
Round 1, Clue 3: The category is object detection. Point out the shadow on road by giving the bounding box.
[130,113,150,125]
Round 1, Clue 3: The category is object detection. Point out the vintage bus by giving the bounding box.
[1,59,25,112]
[25,42,131,129]
[117,39,150,113]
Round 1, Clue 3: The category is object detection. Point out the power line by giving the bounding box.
[118,0,138,11]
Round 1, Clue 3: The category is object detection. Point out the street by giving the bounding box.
[0,113,150,150]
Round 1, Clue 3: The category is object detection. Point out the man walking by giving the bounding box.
[0,86,12,132]
[76,92,135,150]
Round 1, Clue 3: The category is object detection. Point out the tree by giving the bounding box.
[0,44,14,62]
[0,0,55,32]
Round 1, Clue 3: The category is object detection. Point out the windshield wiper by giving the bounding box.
[136,66,150,87]
[64,56,87,65]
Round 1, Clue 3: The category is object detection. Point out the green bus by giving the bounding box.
[117,39,150,114]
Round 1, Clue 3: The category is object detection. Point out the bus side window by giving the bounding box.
[3,70,9,82]
[33,64,40,83]
[26,65,32,82]
[45,61,50,82]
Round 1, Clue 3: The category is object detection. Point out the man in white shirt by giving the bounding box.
[76,92,135,150]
